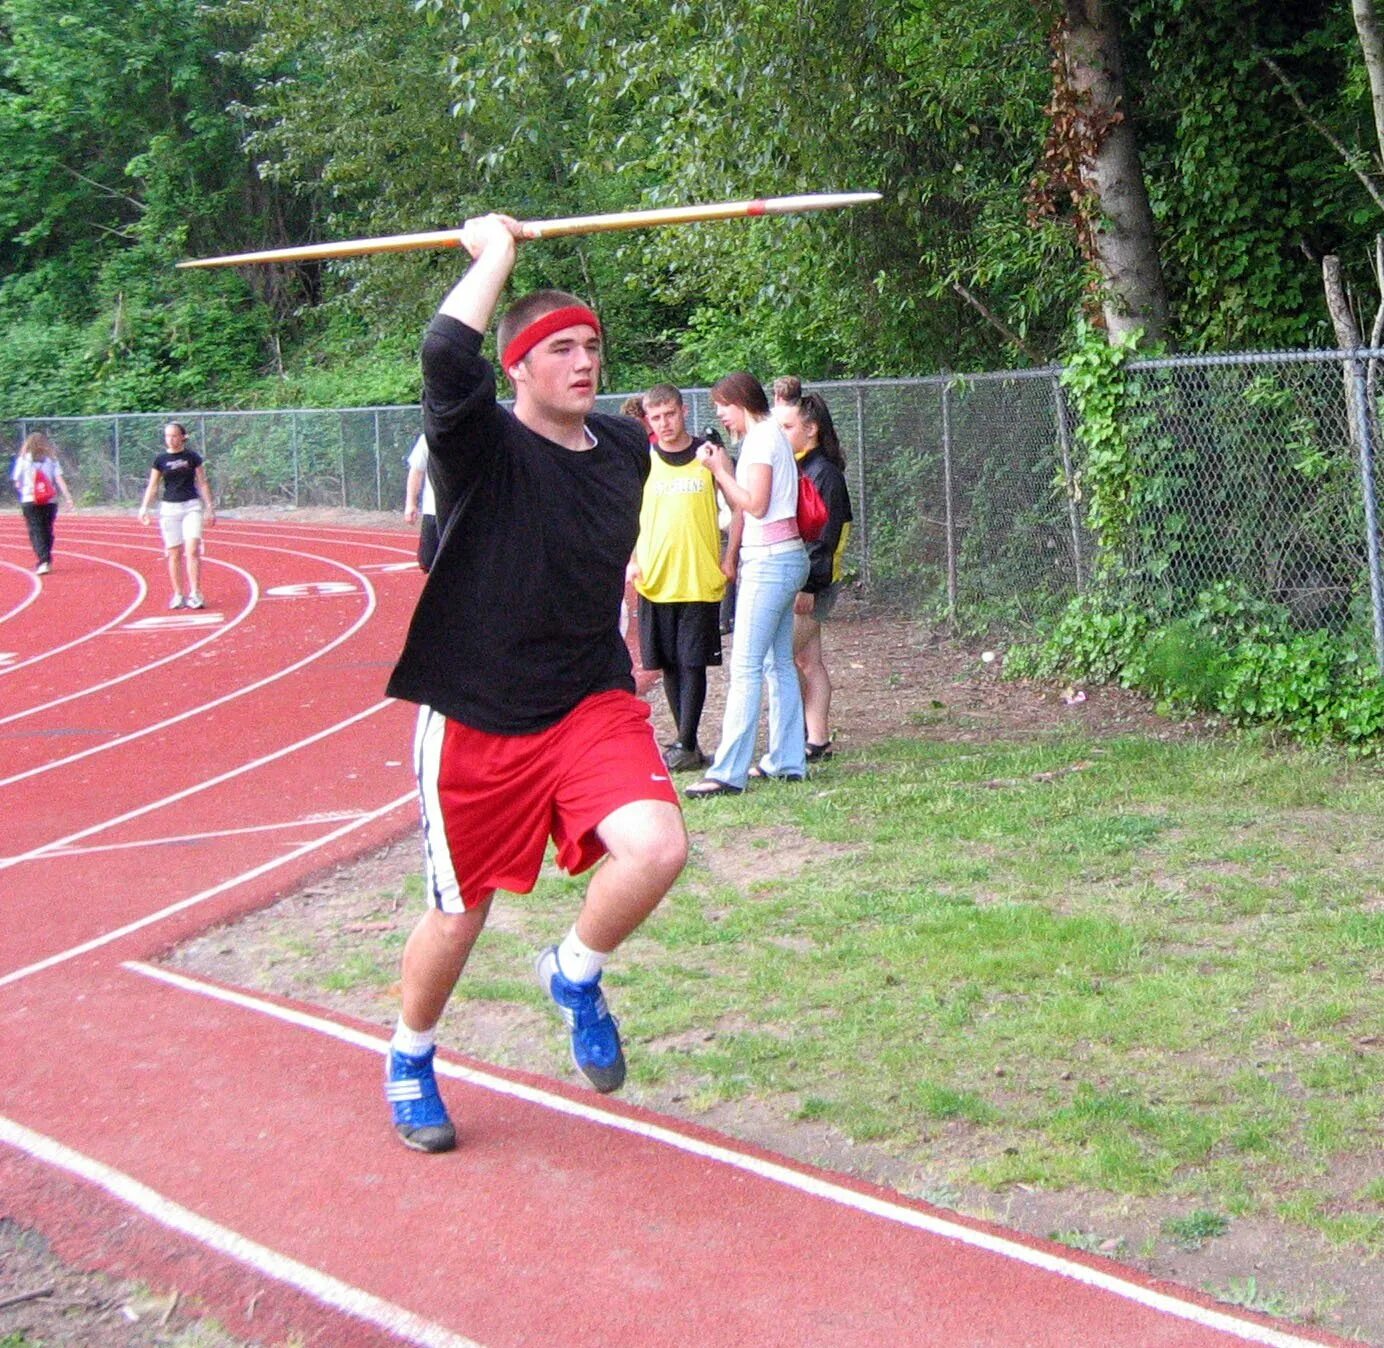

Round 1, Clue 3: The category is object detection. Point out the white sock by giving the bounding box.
[391,1018,436,1057]
[556,928,609,985]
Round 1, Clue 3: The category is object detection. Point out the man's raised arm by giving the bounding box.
[438,214,523,334]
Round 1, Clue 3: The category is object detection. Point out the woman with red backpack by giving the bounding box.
[10,431,76,575]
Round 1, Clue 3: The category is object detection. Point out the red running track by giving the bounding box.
[0,514,1363,1347]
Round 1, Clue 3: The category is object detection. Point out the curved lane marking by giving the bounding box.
[0,1115,480,1348]
[44,812,366,857]
[0,545,376,787]
[0,779,414,979]
[0,560,42,625]
[124,963,1341,1348]
[0,554,256,724]
[0,551,150,678]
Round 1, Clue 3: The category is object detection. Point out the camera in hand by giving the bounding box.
[701,425,725,447]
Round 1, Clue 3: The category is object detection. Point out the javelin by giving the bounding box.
[176,192,882,269]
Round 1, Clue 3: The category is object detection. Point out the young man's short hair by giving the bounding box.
[772,375,802,404]
[496,289,591,371]
[643,383,684,410]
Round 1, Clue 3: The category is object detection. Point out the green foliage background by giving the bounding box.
[0,0,1377,416]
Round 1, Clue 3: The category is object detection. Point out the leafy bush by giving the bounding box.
[1007,579,1384,750]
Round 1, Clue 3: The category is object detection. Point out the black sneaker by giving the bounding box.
[806,740,834,762]
[664,745,709,772]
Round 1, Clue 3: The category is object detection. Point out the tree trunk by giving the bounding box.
[1354,0,1384,166]
[1060,0,1169,344]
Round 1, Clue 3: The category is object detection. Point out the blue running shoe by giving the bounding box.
[385,1046,456,1153]
[535,947,626,1093]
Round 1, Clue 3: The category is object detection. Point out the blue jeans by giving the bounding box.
[706,545,810,787]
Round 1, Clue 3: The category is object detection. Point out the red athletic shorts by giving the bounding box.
[413,689,681,911]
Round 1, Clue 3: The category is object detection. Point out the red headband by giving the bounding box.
[500,305,602,372]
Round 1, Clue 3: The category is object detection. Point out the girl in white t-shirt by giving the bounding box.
[686,372,809,794]
[10,432,76,574]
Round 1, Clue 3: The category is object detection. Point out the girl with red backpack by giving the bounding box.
[10,432,76,575]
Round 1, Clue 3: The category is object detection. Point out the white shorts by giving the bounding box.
[159,500,204,549]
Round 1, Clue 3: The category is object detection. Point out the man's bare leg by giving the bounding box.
[538,799,686,1092]
[387,896,492,1153]
[578,799,687,950]
[400,898,493,1032]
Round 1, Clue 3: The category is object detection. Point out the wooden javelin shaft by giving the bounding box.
[176,192,882,269]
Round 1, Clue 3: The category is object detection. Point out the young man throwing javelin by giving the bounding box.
[383,214,688,1153]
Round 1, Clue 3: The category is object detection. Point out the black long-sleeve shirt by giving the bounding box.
[799,448,853,593]
[386,316,650,733]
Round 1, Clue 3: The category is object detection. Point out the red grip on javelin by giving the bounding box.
[747,200,766,216]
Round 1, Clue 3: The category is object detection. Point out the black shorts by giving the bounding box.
[418,514,439,572]
[637,598,723,670]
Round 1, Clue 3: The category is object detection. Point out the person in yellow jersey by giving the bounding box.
[628,384,738,772]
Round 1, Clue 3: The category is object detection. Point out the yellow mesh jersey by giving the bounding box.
[830,521,853,583]
[634,450,726,603]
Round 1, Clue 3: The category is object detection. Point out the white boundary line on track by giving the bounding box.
[0,545,375,787]
[0,1114,480,1348]
[42,811,367,857]
[0,787,415,986]
[0,555,255,720]
[123,962,1339,1348]
[0,558,41,624]
[0,551,151,678]
[0,698,400,870]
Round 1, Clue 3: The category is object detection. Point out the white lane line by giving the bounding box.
[0,699,400,873]
[41,812,367,857]
[0,1115,480,1348]
[69,519,413,553]
[0,552,150,678]
[0,788,415,986]
[0,561,41,624]
[0,556,255,723]
[0,548,376,787]
[125,962,1345,1348]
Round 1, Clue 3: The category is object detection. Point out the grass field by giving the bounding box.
[453,735,1383,1244]
[173,726,1384,1340]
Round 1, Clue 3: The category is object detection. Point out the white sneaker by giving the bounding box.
[35,562,51,575]
[168,594,186,610]
[186,593,205,610]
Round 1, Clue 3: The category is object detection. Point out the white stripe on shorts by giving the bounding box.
[413,705,465,913]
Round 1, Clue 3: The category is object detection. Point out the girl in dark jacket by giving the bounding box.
[776,393,852,760]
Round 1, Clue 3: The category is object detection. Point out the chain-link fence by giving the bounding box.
[7,349,1384,671]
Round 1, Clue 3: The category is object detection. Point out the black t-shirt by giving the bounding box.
[650,437,705,470]
[153,449,203,503]
[385,316,651,734]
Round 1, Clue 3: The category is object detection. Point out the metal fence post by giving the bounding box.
[374,409,383,510]
[113,416,122,504]
[339,414,348,508]
[292,411,300,506]
[854,385,869,587]
[942,379,957,624]
[1348,356,1384,674]
[1053,379,1085,593]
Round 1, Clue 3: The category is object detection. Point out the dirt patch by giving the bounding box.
[0,1219,249,1348]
